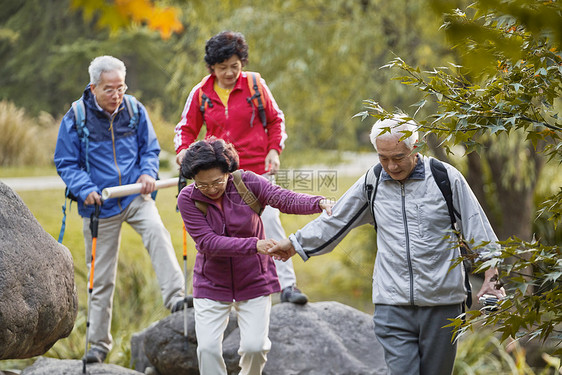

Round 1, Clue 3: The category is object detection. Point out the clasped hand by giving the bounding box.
[256,238,295,261]
[259,199,334,260]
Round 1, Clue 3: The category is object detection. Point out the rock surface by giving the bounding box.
[132,301,387,375]
[0,182,78,359]
[20,357,143,375]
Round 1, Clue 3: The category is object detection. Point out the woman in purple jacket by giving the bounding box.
[177,138,332,375]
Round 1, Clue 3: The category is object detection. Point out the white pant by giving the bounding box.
[83,195,185,352]
[194,295,272,375]
[260,174,297,290]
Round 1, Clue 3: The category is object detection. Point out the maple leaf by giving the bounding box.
[148,7,184,39]
[72,0,183,39]
[115,0,153,22]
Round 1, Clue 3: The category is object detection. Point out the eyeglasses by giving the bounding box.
[194,177,227,191]
[102,84,128,96]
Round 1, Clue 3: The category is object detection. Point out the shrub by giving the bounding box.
[0,101,58,167]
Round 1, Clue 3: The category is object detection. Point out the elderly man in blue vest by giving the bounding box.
[54,55,186,364]
[269,116,506,375]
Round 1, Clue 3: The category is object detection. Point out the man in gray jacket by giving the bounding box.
[269,116,506,375]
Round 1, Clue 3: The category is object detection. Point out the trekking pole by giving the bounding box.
[177,175,189,350]
[83,203,101,374]
[182,222,189,350]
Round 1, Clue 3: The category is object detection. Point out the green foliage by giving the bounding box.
[0,0,177,117]
[448,238,562,354]
[359,0,562,347]
[453,329,561,375]
[166,0,451,152]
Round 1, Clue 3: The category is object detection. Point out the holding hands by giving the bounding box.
[257,239,278,255]
[319,199,335,216]
[261,198,334,260]
[268,239,296,262]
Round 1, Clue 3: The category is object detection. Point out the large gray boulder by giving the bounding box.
[0,182,78,359]
[20,357,143,375]
[132,301,387,375]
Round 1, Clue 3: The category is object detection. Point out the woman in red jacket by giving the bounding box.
[175,30,308,304]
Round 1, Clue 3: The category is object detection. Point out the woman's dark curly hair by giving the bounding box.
[180,137,239,180]
[204,31,249,69]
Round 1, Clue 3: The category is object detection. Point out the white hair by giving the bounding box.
[88,56,126,85]
[369,115,419,151]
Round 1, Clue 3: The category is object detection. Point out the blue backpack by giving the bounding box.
[57,95,139,243]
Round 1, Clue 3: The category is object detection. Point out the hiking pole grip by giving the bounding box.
[90,204,101,238]
[101,177,178,200]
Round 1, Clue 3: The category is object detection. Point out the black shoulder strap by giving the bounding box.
[429,157,472,309]
[430,158,460,228]
[364,163,383,231]
[197,75,214,125]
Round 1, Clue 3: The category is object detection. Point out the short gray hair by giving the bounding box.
[88,56,126,85]
[369,115,419,151]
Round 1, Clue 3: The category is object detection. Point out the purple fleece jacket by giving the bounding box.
[177,170,324,302]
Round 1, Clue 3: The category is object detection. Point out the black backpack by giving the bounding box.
[364,158,473,308]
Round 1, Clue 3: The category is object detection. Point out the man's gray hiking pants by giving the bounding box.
[373,303,462,375]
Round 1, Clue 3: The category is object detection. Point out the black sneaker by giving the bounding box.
[84,347,107,363]
[171,295,194,313]
[280,286,308,305]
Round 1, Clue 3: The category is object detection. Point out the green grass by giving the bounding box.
[0,165,58,178]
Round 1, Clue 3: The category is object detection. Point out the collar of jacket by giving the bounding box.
[201,72,246,96]
[380,154,425,182]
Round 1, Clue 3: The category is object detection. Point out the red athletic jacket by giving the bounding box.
[174,72,287,175]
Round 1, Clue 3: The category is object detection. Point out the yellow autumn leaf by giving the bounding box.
[72,0,183,39]
[115,0,153,22]
[148,7,184,39]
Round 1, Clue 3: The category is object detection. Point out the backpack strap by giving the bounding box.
[246,72,267,128]
[71,98,90,173]
[430,158,461,228]
[57,193,72,243]
[197,75,213,124]
[123,94,139,130]
[429,157,472,309]
[231,170,263,215]
[194,200,208,216]
[193,170,263,216]
[364,163,383,231]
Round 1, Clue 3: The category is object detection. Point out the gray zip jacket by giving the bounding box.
[289,155,499,306]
